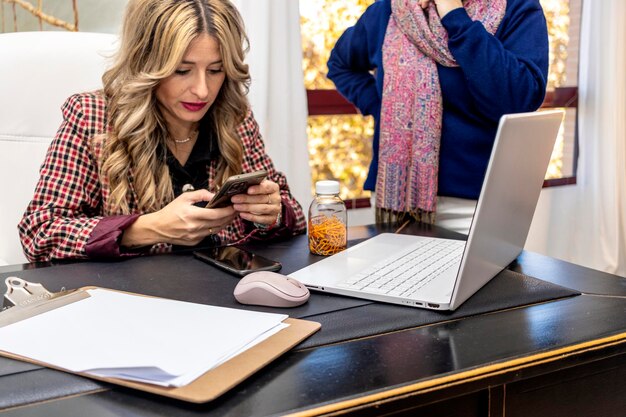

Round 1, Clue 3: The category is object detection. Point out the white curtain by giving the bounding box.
[573,0,626,275]
[233,0,312,207]
[527,0,626,276]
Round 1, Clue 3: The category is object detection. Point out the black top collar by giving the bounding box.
[165,117,219,197]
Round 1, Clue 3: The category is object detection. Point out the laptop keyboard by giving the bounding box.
[337,238,465,297]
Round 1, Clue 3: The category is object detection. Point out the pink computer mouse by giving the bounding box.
[233,271,310,308]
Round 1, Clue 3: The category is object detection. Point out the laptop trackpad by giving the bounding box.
[412,264,458,304]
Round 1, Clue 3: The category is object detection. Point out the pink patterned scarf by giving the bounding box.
[376,0,505,223]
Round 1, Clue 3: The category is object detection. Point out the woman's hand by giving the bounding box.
[419,0,463,19]
[231,179,282,227]
[121,189,236,247]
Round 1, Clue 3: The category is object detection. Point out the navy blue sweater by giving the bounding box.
[327,0,549,199]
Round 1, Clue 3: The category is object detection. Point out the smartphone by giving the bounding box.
[206,170,268,209]
[193,246,282,277]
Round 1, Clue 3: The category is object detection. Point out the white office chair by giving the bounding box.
[0,31,117,265]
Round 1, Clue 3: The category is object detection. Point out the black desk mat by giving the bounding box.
[0,234,579,409]
[243,234,581,348]
[1,234,580,350]
[0,368,103,410]
[0,357,41,377]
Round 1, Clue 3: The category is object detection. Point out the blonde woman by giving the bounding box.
[19,0,306,262]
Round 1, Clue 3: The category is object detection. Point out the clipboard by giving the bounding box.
[0,277,320,403]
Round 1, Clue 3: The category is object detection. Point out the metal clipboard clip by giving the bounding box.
[0,277,90,328]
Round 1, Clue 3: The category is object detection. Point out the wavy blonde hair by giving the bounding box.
[101,0,250,214]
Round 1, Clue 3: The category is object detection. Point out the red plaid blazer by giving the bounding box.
[18,91,306,262]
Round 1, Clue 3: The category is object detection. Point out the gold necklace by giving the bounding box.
[172,130,198,144]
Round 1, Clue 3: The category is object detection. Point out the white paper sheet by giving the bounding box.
[0,289,288,387]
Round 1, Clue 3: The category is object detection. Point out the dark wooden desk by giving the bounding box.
[1,223,625,417]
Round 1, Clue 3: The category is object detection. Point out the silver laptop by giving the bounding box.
[290,110,564,311]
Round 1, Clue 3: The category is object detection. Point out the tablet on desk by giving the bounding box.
[193,246,281,276]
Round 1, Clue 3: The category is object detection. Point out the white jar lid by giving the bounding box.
[315,180,340,195]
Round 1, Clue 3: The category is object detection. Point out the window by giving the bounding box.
[300,0,376,205]
[300,0,582,205]
[541,0,581,186]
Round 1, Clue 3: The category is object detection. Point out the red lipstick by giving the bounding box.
[182,102,207,112]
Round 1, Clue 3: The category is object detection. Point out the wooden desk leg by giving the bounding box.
[488,385,505,417]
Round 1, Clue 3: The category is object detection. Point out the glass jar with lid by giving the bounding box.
[308,180,347,255]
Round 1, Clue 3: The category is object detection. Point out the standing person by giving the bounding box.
[327,0,549,233]
[19,0,306,262]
